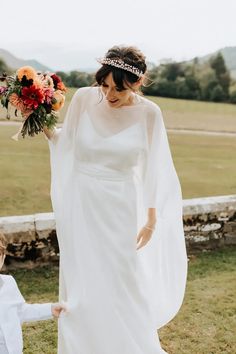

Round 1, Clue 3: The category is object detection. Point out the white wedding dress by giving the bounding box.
[47,87,188,354]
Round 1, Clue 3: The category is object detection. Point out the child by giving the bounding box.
[0,231,66,354]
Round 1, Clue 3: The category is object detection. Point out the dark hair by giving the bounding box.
[95,45,147,92]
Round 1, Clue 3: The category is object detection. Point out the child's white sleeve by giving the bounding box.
[18,302,53,323]
[9,276,53,323]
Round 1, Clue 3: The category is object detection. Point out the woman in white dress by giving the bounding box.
[44,45,188,354]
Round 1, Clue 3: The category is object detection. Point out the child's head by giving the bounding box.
[0,232,7,270]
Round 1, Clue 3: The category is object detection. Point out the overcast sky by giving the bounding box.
[1,0,236,71]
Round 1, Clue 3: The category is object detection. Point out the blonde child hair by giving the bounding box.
[0,232,7,253]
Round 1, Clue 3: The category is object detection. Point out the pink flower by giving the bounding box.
[0,86,7,95]
[44,87,54,104]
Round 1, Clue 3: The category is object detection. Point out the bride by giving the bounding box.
[44,45,188,354]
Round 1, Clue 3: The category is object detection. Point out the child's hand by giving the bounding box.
[51,302,67,318]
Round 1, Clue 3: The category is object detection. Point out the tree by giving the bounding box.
[210,52,227,77]
[229,83,236,104]
[56,71,69,83]
[161,63,184,81]
[229,90,236,103]
[185,75,201,99]
[210,52,230,98]
[210,84,225,102]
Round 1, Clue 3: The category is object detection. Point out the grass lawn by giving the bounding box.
[0,126,236,216]
[7,248,235,354]
[150,96,236,133]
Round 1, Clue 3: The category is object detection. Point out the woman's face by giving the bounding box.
[101,72,140,108]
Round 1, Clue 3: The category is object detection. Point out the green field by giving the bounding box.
[7,248,234,354]
[0,126,236,216]
[152,96,236,133]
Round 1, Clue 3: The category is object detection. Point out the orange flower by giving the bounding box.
[52,90,65,111]
[57,81,67,92]
[17,66,37,82]
[9,93,33,118]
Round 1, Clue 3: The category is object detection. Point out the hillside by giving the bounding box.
[198,46,236,78]
[0,48,51,72]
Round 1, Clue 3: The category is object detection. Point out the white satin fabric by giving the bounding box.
[48,87,188,354]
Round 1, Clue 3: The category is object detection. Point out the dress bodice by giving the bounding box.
[74,89,148,176]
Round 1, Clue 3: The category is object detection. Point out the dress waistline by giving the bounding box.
[73,162,133,181]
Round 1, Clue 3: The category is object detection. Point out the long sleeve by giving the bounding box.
[47,87,91,214]
[142,104,182,215]
[7,276,53,324]
[18,303,52,324]
[47,87,89,147]
[136,101,188,329]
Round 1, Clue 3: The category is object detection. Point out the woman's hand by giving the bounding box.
[43,126,55,140]
[136,223,156,250]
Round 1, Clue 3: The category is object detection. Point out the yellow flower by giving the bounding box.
[17,66,37,82]
[52,90,65,111]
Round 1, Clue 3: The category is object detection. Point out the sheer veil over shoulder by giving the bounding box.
[47,86,188,354]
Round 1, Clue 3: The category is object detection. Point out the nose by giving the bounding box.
[105,88,116,100]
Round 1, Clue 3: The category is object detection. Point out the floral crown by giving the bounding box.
[97,57,144,78]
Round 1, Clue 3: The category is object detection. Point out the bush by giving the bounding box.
[229,90,236,103]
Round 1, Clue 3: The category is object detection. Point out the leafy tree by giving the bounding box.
[176,78,190,99]
[210,52,227,77]
[210,84,225,102]
[229,90,236,103]
[56,71,69,82]
[185,75,201,99]
[202,79,219,100]
[157,79,177,97]
[229,83,236,104]
[210,52,230,98]
[161,63,184,81]
[66,71,94,87]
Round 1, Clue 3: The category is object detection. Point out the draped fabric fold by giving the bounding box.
[135,100,188,329]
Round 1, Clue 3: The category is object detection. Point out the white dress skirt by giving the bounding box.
[48,87,188,354]
[0,328,8,354]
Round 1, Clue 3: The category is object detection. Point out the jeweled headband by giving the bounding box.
[97,57,144,78]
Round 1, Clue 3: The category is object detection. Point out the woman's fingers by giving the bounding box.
[136,228,152,250]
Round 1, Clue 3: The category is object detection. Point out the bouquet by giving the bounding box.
[0,66,66,140]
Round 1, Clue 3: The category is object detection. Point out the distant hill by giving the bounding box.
[0,48,52,72]
[196,46,236,78]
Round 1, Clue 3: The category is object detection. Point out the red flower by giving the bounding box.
[51,74,62,89]
[21,85,45,109]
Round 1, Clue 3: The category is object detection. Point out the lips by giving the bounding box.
[108,99,119,104]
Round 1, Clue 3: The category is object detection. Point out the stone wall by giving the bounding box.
[183,195,236,252]
[0,195,236,269]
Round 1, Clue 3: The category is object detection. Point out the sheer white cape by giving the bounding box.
[47,87,188,331]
